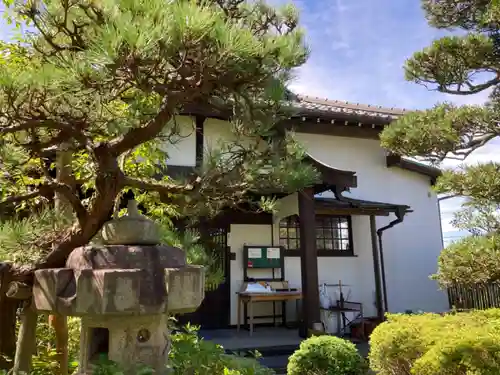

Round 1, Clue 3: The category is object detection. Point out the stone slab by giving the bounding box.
[33,266,205,316]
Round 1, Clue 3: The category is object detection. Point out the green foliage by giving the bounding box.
[287,335,367,375]
[451,199,500,235]
[380,102,497,164]
[2,321,273,375]
[0,315,81,374]
[432,233,500,287]
[30,316,80,375]
[435,163,500,203]
[0,0,318,271]
[158,222,224,286]
[405,34,496,91]
[0,207,72,265]
[169,324,274,375]
[369,309,500,375]
[421,0,500,30]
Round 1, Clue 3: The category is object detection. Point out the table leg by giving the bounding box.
[244,300,248,330]
[249,300,254,336]
[273,301,276,326]
[237,297,241,332]
[337,312,341,336]
[282,301,287,327]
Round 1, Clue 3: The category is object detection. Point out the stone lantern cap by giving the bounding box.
[101,199,161,245]
[32,201,205,317]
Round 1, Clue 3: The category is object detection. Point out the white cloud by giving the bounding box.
[282,0,500,240]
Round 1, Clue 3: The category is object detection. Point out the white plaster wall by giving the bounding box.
[203,118,268,163]
[164,116,268,167]
[165,117,448,316]
[228,224,274,325]
[295,133,448,313]
[161,116,196,166]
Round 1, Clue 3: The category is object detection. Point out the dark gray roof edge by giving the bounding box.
[386,154,442,183]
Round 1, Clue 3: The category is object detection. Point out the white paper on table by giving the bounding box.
[248,248,262,259]
[266,247,280,259]
[244,283,274,293]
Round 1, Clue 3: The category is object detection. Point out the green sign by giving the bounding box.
[245,246,282,269]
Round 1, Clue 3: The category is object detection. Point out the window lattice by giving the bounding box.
[279,215,353,253]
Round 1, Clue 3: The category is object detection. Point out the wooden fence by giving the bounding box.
[447,283,500,310]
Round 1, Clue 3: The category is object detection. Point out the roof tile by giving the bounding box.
[292,95,406,120]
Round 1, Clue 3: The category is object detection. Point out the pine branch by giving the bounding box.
[107,101,175,157]
[0,182,87,225]
[123,176,202,194]
[0,191,43,207]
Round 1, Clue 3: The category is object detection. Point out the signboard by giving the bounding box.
[244,246,282,269]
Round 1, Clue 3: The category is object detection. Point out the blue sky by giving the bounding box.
[1,0,499,241]
[275,0,499,242]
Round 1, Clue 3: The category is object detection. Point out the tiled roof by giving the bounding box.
[291,95,407,121]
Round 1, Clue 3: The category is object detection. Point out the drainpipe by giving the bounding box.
[376,207,407,314]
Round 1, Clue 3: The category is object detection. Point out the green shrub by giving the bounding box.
[287,335,367,375]
[432,233,500,287]
[369,309,500,375]
[31,315,81,375]
[3,320,272,375]
[0,315,81,375]
[169,324,274,375]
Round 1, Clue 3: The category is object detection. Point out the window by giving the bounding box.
[279,215,353,255]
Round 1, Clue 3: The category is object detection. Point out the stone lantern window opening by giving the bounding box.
[137,328,151,343]
[88,327,110,362]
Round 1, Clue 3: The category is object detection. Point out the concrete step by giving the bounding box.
[258,355,289,373]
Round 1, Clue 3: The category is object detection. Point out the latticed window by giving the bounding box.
[279,215,353,254]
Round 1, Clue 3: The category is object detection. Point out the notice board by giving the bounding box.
[244,246,283,269]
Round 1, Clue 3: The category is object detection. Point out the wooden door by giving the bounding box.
[177,226,231,329]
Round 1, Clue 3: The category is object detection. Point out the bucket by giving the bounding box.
[320,310,338,334]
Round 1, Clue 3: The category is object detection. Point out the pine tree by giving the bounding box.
[380,0,500,287]
[0,0,317,365]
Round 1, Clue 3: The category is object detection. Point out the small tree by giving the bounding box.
[380,0,500,287]
[0,0,317,367]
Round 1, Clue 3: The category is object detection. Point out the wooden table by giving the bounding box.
[237,291,302,336]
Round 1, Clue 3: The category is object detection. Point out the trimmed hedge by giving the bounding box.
[287,335,367,375]
[369,309,500,375]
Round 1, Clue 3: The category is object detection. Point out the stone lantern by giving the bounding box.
[32,200,205,374]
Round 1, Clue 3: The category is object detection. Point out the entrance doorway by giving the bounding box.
[177,225,230,329]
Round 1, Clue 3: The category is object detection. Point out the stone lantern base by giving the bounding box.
[79,314,170,374]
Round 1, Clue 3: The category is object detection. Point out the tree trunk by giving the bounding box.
[0,296,18,370]
[0,146,123,370]
[12,305,37,375]
[50,147,73,375]
[49,314,68,375]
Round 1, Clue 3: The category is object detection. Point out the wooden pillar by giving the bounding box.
[298,188,320,337]
[370,215,384,321]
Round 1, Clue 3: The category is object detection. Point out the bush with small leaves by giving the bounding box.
[369,309,500,375]
[169,324,274,375]
[0,315,81,375]
[1,321,272,375]
[287,335,367,375]
[432,233,500,287]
